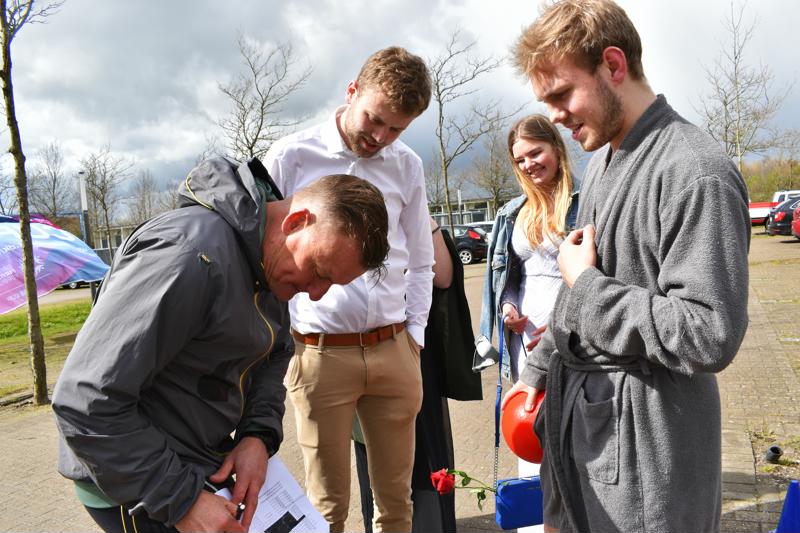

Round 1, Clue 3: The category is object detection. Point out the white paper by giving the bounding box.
[216,455,328,533]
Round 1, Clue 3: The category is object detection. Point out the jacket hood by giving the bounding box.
[178,156,282,286]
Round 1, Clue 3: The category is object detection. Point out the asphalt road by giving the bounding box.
[38,287,92,305]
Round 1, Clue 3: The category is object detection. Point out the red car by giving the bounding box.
[792,203,800,241]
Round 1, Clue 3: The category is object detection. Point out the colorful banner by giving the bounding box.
[0,215,109,314]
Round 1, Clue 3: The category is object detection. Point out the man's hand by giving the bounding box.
[558,225,597,288]
[209,436,269,531]
[175,490,245,533]
[501,380,540,412]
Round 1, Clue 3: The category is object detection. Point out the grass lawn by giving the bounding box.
[0,300,91,398]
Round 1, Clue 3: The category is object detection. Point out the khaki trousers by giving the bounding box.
[287,330,423,533]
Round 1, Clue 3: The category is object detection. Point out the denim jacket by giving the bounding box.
[473,190,579,380]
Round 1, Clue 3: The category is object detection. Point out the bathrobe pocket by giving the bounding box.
[571,386,620,484]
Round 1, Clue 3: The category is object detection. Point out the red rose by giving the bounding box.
[430,468,456,495]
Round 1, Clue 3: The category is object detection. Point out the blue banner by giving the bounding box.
[0,215,109,314]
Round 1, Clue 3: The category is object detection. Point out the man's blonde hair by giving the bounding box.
[513,0,644,80]
[355,47,431,116]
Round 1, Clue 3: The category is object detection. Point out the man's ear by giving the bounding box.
[281,208,313,235]
[601,46,628,85]
[345,80,358,104]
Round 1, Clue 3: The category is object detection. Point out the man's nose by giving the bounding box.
[372,126,388,144]
[549,106,567,125]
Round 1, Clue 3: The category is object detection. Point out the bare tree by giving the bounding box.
[81,144,132,260]
[425,150,447,206]
[694,1,791,172]
[28,140,76,219]
[776,129,800,185]
[219,35,311,161]
[195,133,224,165]
[1,0,63,405]
[0,169,16,214]
[428,30,519,231]
[157,178,183,213]
[467,129,517,218]
[126,169,158,225]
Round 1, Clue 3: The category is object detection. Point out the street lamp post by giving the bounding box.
[77,170,99,300]
[77,170,93,249]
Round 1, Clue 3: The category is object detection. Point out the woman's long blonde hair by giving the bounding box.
[507,114,574,247]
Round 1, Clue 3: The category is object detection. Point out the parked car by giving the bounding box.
[465,221,496,245]
[761,190,800,230]
[59,280,89,290]
[792,203,800,241]
[450,225,488,265]
[465,220,495,235]
[767,198,800,236]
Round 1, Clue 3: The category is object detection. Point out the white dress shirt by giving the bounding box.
[264,107,434,346]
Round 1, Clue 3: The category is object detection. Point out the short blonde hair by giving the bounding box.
[356,47,431,116]
[513,0,644,81]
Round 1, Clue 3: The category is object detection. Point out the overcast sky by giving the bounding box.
[2,0,798,191]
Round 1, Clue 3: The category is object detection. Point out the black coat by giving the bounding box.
[424,229,482,401]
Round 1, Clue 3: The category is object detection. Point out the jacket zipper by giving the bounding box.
[237,291,276,416]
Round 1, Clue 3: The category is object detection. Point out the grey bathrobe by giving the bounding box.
[520,96,750,532]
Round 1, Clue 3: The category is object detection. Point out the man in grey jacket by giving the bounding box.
[503,1,750,531]
[52,157,389,533]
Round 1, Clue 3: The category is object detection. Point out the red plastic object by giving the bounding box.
[501,389,545,463]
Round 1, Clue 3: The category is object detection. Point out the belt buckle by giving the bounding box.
[358,331,366,348]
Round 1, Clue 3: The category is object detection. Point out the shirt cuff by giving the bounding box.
[407,324,425,348]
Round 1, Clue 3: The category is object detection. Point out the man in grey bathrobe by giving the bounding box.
[503,1,751,531]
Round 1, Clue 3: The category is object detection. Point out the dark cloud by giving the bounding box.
[0,0,796,191]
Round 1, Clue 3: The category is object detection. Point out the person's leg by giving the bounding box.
[411,341,455,533]
[353,437,375,533]
[357,330,423,533]
[84,505,177,533]
[517,458,544,533]
[287,343,364,533]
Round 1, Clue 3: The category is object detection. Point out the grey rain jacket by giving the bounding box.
[52,157,294,527]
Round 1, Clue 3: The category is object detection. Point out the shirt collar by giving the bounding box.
[320,105,392,161]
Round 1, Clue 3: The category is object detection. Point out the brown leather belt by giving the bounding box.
[291,322,405,348]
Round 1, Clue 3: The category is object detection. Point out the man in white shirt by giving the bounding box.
[264,47,434,533]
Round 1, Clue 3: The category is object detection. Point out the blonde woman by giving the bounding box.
[475,114,578,532]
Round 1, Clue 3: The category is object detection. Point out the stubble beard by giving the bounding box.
[343,114,379,159]
[580,76,624,152]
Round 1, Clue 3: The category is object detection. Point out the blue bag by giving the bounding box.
[495,476,544,530]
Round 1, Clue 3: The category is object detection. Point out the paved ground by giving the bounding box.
[0,228,797,532]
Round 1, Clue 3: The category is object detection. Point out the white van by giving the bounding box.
[772,190,800,204]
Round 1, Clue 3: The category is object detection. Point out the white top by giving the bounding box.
[507,223,563,380]
[264,108,434,346]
